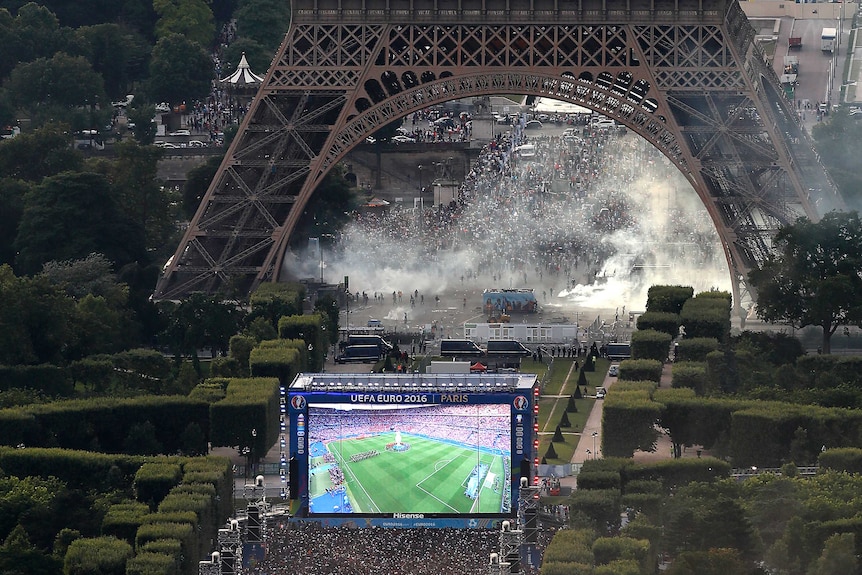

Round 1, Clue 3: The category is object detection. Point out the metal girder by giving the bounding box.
[153,0,843,311]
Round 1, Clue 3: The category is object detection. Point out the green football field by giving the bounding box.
[321,432,508,514]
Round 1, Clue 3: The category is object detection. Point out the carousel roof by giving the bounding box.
[220,53,264,86]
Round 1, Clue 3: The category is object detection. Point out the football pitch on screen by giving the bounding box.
[311,432,508,514]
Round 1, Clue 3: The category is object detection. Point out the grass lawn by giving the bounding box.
[523,356,613,464]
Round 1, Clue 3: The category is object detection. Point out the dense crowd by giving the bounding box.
[327,118,724,307]
[248,524,505,575]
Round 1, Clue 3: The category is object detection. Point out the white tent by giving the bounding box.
[220,53,264,87]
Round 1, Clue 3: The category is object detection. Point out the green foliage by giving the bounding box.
[543,528,596,564]
[5,53,108,129]
[624,457,731,488]
[181,155,221,218]
[819,447,862,473]
[0,396,210,455]
[630,329,671,362]
[62,536,132,575]
[147,33,213,106]
[569,488,622,534]
[102,502,150,544]
[234,0,292,55]
[229,334,256,374]
[209,377,280,459]
[680,293,731,342]
[0,447,141,491]
[0,364,72,396]
[277,313,328,370]
[153,0,215,47]
[591,536,650,569]
[125,551,179,575]
[249,282,304,330]
[618,359,663,383]
[188,381,227,403]
[732,330,804,365]
[748,211,862,354]
[636,311,680,339]
[808,532,857,575]
[134,462,182,506]
[249,341,301,385]
[602,391,661,457]
[645,285,693,314]
[16,172,147,275]
[576,470,621,491]
[671,362,708,395]
[313,295,341,345]
[674,337,720,362]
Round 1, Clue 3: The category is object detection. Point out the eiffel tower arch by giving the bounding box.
[153,0,844,313]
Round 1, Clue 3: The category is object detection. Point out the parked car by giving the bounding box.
[608,365,619,377]
[524,120,543,130]
[169,129,190,136]
[391,135,415,143]
[596,387,607,399]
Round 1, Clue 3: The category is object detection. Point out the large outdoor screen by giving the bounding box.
[306,403,512,516]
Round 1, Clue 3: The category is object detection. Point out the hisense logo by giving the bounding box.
[393,513,425,519]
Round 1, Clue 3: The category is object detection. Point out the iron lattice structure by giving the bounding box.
[153,0,843,309]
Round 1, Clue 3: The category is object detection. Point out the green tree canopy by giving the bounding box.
[147,33,213,107]
[747,211,862,354]
[0,123,83,182]
[15,172,148,275]
[74,23,150,99]
[153,0,215,48]
[5,52,107,129]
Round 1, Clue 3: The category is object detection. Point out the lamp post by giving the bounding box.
[245,428,257,481]
[592,431,598,459]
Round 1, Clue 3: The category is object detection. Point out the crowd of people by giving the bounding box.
[325,115,725,315]
[247,524,506,575]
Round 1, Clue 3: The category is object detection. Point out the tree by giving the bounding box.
[0,265,75,365]
[15,172,148,275]
[147,33,213,107]
[748,211,862,354]
[5,52,108,130]
[234,0,291,54]
[91,141,175,253]
[0,525,61,575]
[0,123,83,183]
[0,178,28,266]
[74,23,150,98]
[153,0,215,48]
[126,102,158,146]
[808,532,857,575]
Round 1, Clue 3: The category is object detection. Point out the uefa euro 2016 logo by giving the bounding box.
[290,395,306,410]
[513,395,528,411]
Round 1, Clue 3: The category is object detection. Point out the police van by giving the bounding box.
[485,340,532,357]
[440,339,485,358]
[335,345,382,364]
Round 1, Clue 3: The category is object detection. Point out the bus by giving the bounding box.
[821,27,836,53]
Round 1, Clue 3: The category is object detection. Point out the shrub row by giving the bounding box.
[0,395,210,455]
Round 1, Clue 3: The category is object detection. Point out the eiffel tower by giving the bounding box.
[153,0,843,312]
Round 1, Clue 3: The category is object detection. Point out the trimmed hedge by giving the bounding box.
[635,311,680,339]
[0,447,143,491]
[0,363,72,396]
[0,395,210,454]
[819,447,862,473]
[102,501,151,543]
[680,293,731,342]
[134,462,183,507]
[675,337,720,362]
[125,550,180,575]
[209,377,280,460]
[278,314,328,371]
[645,285,693,314]
[617,359,662,383]
[602,390,661,457]
[249,340,302,385]
[63,536,133,575]
[630,329,671,362]
[670,362,708,395]
[592,536,650,569]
